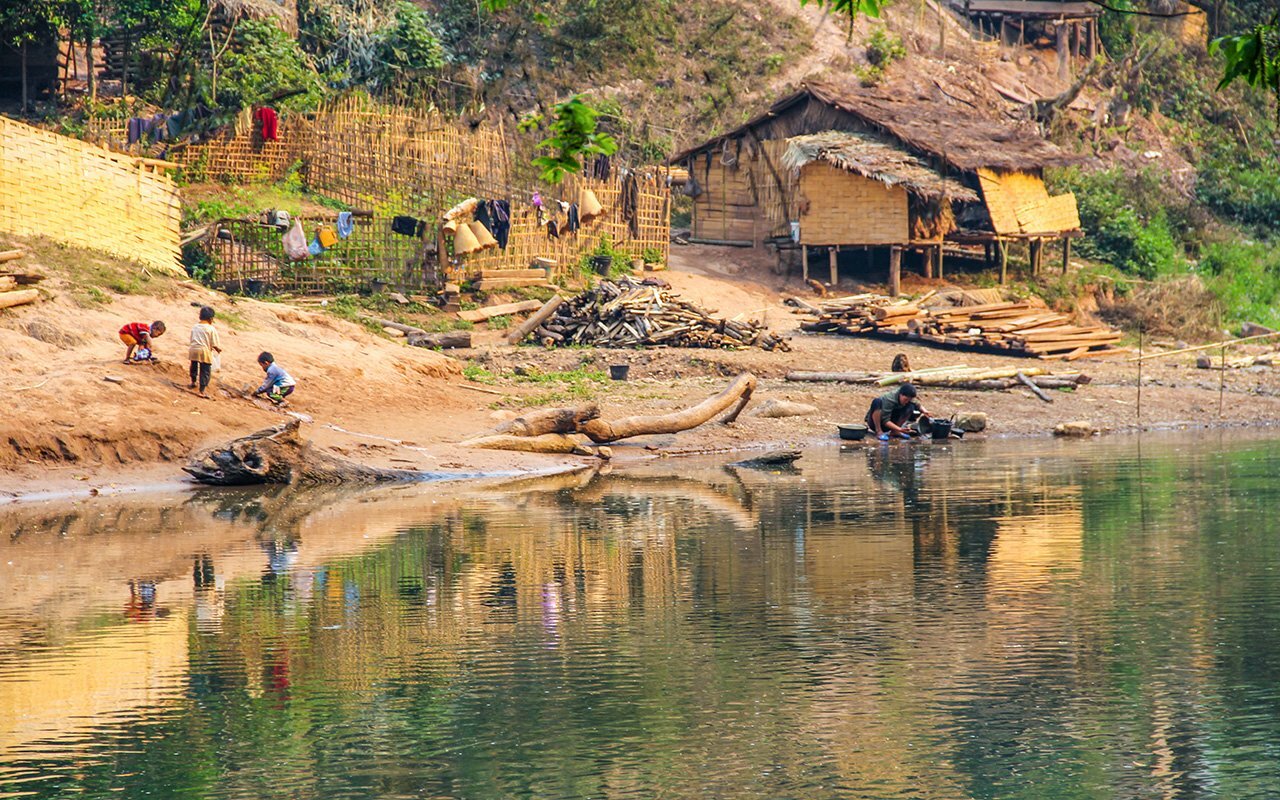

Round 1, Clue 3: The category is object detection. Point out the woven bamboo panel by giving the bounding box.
[0,115,182,273]
[977,168,1049,235]
[206,215,431,293]
[797,163,908,245]
[171,118,309,183]
[1015,191,1081,234]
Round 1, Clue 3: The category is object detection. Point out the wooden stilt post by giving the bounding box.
[937,244,945,280]
[1062,236,1071,273]
[1030,238,1042,276]
[829,246,838,286]
[923,246,934,279]
[1057,21,1070,80]
[998,239,1008,285]
[889,246,902,298]
[1219,344,1227,418]
[801,245,809,283]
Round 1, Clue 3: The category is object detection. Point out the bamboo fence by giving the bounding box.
[159,97,670,293]
[0,115,182,273]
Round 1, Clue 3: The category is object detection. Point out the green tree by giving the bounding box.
[1211,11,1280,118]
[0,0,62,111]
[531,95,618,184]
[799,0,886,40]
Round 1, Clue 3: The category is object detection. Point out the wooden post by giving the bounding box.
[1057,21,1070,80]
[1062,236,1071,273]
[997,239,1008,285]
[829,246,838,286]
[937,244,945,280]
[1030,238,1043,276]
[801,245,809,283]
[1072,21,1081,59]
[923,246,934,279]
[1088,19,1097,60]
[1219,344,1227,417]
[888,247,902,298]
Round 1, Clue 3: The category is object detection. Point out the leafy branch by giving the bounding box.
[532,96,618,185]
[798,0,886,41]
[1210,12,1280,120]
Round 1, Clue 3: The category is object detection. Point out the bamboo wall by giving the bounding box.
[797,163,909,246]
[162,97,671,291]
[688,141,799,246]
[976,168,1080,236]
[0,115,182,273]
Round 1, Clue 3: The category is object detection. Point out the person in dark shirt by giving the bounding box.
[866,383,930,441]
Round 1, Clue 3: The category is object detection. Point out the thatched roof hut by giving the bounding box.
[782,131,979,203]
[211,0,297,33]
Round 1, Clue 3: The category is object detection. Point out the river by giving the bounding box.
[2,432,1279,799]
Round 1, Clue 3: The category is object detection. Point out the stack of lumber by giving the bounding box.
[473,269,553,292]
[536,278,790,351]
[0,250,43,310]
[789,293,1124,360]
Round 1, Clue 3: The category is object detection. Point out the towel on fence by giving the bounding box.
[566,204,580,234]
[491,200,511,249]
[621,171,640,238]
[392,215,425,237]
[547,220,559,239]
[336,211,355,239]
[283,220,309,260]
[591,155,612,180]
[308,236,324,257]
[127,118,144,145]
[474,200,492,231]
[254,107,279,142]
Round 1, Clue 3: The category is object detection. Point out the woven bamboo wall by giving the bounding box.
[185,97,669,291]
[747,139,798,241]
[0,115,182,273]
[797,163,908,245]
[171,118,308,183]
[205,215,432,293]
[977,168,1079,235]
[690,151,759,243]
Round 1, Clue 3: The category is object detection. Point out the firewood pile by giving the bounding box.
[789,293,1124,360]
[0,250,43,311]
[537,278,790,351]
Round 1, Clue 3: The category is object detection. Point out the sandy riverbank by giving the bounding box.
[5,239,1280,503]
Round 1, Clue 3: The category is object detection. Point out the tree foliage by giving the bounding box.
[531,96,618,185]
[1210,11,1280,118]
[798,0,886,40]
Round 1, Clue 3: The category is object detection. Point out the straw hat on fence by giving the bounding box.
[469,220,499,250]
[452,223,482,255]
[578,188,604,223]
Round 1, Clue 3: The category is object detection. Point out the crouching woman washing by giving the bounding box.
[867,383,930,442]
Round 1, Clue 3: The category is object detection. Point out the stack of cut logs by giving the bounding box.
[0,250,42,311]
[536,279,790,351]
[791,294,1124,360]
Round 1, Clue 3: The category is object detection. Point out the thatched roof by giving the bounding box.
[783,131,980,202]
[672,79,1081,174]
[212,0,296,28]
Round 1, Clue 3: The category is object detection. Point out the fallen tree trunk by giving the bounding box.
[579,373,756,443]
[785,371,879,384]
[0,289,39,310]
[462,433,595,454]
[508,295,564,345]
[407,331,472,349]
[492,404,600,437]
[0,249,23,263]
[458,299,542,323]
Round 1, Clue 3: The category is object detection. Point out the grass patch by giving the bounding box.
[463,364,497,383]
[216,307,252,331]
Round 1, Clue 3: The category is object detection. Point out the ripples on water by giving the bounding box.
[3,432,1280,799]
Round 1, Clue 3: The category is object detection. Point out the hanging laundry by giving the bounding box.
[491,200,511,249]
[547,220,560,239]
[591,155,612,180]
[308,237,324,257]
[254,107,279,142]
[317,225,339,248]
[282,220,309,260]
[532,192,544,227]
[233,106,254,136]
[336,211,355,239]
[126,118,144,145]
[566,204,581,234]
[392,215,425,237]
[620,171,640,238]
[474,200,493,232]
[148,113,168,142]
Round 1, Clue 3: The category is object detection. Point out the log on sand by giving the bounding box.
[579,373,756,443]
[407,331,472,349]
[0,289,39,310]
[461,433,595,455]
[492,404,601,437]
[464,374,758,451]
[0,249,23,263]
[508,295,564,345]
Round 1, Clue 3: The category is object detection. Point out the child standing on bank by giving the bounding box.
[252,352,296,406]
[188,306,222,398]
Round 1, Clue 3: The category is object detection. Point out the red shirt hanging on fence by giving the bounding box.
[254,107,279,142]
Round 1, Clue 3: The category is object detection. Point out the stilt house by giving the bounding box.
[670,80,1083,293]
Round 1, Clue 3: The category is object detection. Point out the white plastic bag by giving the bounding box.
[210,352,221,373]
[282,219,308,260]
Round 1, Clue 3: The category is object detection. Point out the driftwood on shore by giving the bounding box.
[785,365,1090,393]
[463,373,757,452]
[358,314,472,349]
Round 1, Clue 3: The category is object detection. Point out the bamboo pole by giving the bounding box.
[1219,343,1227,418]
[1128,330,1280,361]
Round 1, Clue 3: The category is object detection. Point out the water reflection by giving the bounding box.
[2,434,1280,798]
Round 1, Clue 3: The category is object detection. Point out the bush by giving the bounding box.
[217,20,323,110]
[1201,240,1280,329]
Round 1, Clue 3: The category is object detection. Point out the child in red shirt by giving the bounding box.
[119,320,166,363]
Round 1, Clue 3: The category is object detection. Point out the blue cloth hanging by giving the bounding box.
[308,237,323,257]
[336,211,354,239]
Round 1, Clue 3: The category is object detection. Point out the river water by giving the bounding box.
[2,432,1280,799]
